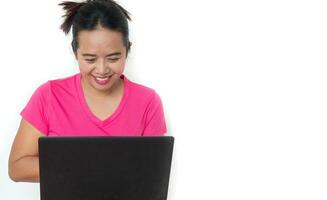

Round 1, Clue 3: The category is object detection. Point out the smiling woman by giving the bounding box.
[8,0,167,183]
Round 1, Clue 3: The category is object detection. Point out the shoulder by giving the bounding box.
[30,80,51,100]
[48,73,78,91]
[126,78,162,104]
[28,73,79,103]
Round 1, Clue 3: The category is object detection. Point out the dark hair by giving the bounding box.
[58,0,132,57]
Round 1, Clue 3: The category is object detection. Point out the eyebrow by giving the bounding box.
[82,52,121,57]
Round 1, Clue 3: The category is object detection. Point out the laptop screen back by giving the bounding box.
[39,136,174,200]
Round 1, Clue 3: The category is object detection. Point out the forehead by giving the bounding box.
[77,28,124,52]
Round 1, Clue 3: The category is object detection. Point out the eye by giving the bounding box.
[85,59,95,63]
[108,58,119,62]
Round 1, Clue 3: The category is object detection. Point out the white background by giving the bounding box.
[1,0,327,199]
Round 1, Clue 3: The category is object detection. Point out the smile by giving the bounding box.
[92,75,113,85]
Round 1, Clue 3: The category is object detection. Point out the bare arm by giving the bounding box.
[8,118,45,183]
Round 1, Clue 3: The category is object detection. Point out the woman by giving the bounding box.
[8,0,167,183]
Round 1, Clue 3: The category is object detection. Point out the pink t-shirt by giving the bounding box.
[20,73,167,136]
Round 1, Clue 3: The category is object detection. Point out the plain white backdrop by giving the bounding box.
[1,0,327,199]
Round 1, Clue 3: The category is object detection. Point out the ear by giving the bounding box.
[125,41,132,58]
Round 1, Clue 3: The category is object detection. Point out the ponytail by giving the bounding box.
[58,1,86,35]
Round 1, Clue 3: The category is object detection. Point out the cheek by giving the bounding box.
[77,59,94,73]
[111,60,126,74]
[78,63,93,74]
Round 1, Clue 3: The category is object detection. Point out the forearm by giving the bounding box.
[9,155,40,183]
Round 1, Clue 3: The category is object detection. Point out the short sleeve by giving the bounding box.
[142,91,167,136]
[20,81,50,136]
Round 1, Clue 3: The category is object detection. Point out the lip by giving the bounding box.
[92,75,112,85]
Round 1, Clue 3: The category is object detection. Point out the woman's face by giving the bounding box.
[75,27,127,95]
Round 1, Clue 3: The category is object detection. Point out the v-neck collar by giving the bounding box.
[75,73,129,127]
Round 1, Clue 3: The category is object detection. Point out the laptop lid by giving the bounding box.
[38,136,174,200]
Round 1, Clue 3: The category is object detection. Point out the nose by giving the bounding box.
[95,59,111,74]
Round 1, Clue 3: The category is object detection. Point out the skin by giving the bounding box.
[8,25,129,182]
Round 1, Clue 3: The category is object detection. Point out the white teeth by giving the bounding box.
[95,77,109,81]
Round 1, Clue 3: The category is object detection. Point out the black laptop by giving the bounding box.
[38,136,174,200]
